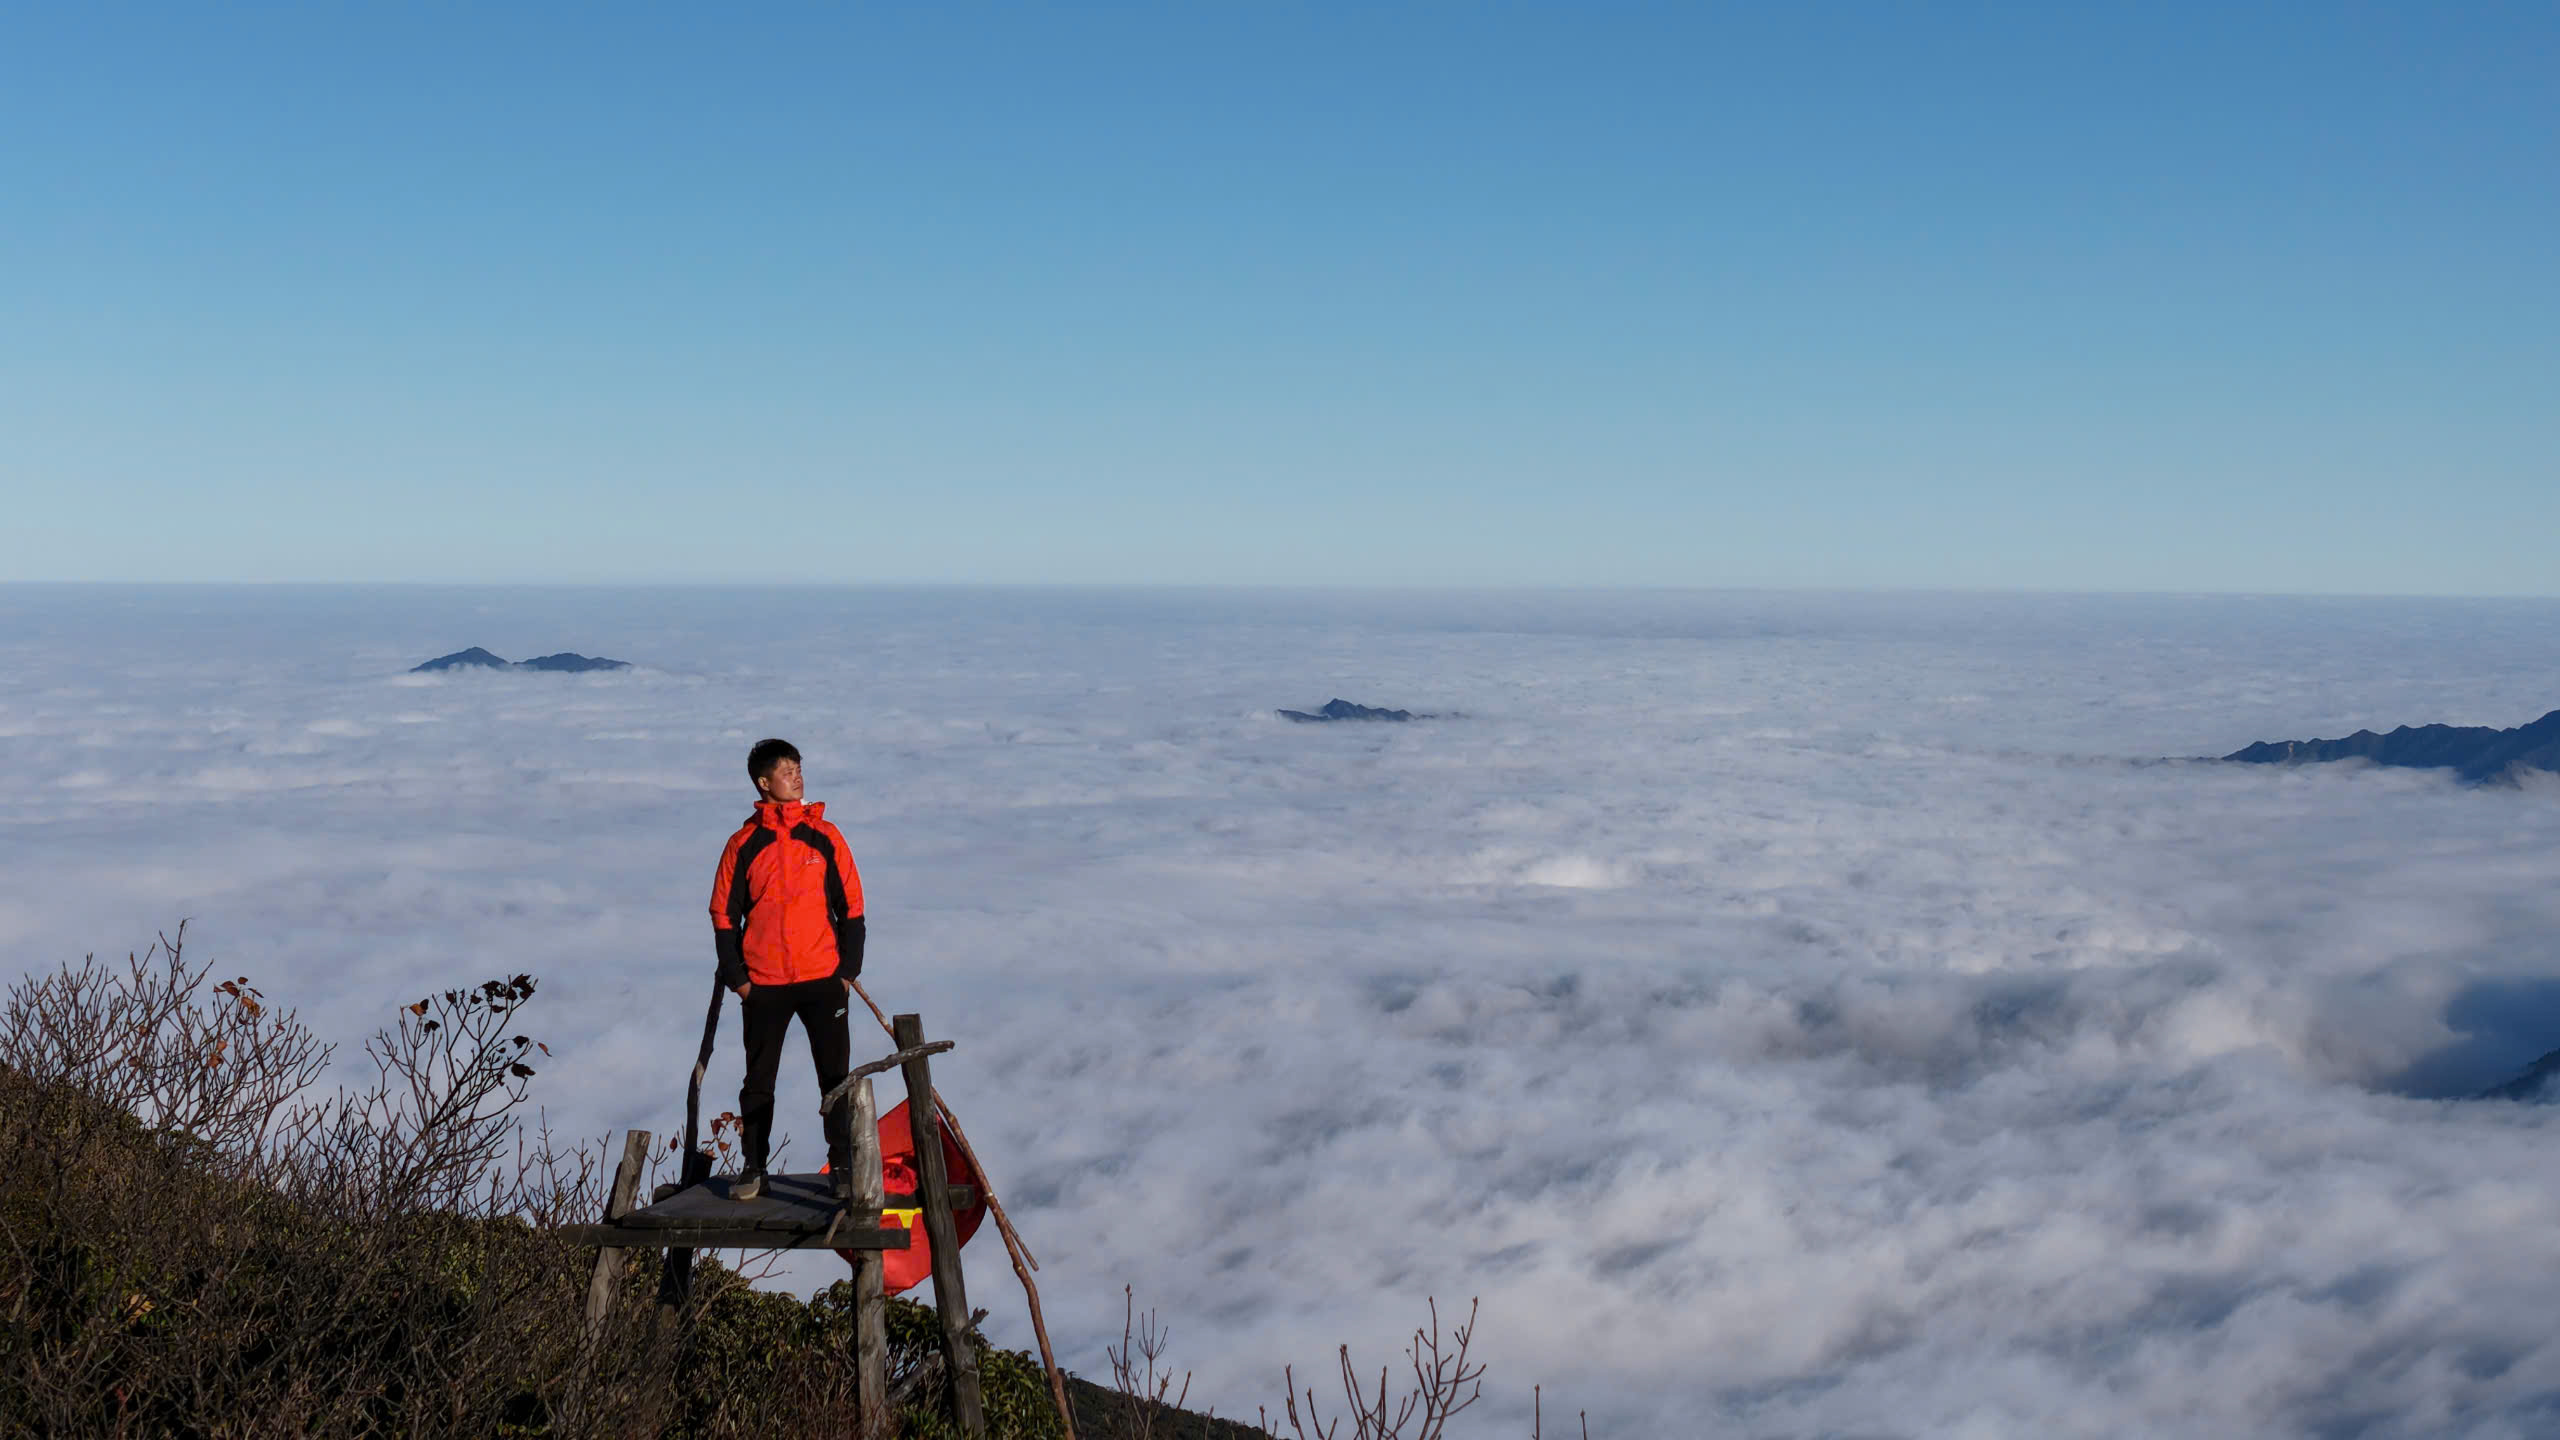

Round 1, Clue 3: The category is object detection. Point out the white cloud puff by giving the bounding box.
[4,586,2560,1437]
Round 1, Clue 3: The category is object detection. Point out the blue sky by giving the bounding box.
[3,4,2552,591]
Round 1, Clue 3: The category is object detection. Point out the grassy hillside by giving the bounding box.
[0,934,1297,1439]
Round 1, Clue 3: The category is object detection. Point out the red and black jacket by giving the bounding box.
[709,800,866,988]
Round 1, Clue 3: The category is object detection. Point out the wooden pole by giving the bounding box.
[852,980,1077,1440]
[585,1128,653,1339]
[849,1076,890,1440]
[849,983,1039,1265]
[896,1012,985,1439]
[658,979,726,1324]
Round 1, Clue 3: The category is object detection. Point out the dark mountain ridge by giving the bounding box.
[1277,698,1429,723]
[2223,708,2560,784]
[2480,1048,2560,1102]
[413,648,631,674]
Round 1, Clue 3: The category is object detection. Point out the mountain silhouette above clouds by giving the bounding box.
[2223,708,2560,784]
[1277,698,1430,723]
[412,648,631,674]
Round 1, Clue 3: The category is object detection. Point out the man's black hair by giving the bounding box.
[747,738,802,784]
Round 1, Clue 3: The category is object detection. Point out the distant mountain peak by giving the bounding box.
[516,652,631,673]
[2480,1048,2560,1102]
[411,648,630,674]
[1278,698,1427,723]
[2224,708,2560,784]
[412,647,514,672]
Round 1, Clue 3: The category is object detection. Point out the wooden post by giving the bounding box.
[659,978,727,1327]
[896,1012,985,1438]
[656,1142,710,1323]
[849,1075,890,1440]
[851,980,1077,1440]
[585,1128,653,1340]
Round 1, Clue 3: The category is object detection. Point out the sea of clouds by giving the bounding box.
[6,584,2560,1438]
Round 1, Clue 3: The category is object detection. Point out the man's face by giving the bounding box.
[757,758,805,803]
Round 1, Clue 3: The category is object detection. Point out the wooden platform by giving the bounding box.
[564,1170,918,1251]
[575,1013,1005,1438]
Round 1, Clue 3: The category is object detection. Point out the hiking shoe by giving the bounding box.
[731,1169,767,1202]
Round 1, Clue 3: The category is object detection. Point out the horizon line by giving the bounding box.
[4,579,2559,603]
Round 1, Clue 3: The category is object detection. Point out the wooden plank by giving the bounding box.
[850,1074,890,1440]
[584,1128,653,1340]
[625,1171,836,1226]
[564,1224,912,1251]
[898,1012,985,1438]
[820,1039,956,1115]
[616,1171,975,1227]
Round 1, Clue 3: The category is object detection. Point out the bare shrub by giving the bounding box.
[1106,1284,1193,1439]
[1527,1385,1591,1440]
[1265,1298,1484,1440]
[0,922,330,1167]
[0,927,1081,1438]
[271,973,552,1219]
[0,930,665,1437]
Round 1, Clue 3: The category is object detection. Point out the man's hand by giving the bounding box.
[733,982,753,999]
[841,977,854,994]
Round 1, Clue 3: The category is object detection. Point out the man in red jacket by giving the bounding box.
[709,737,866,1200]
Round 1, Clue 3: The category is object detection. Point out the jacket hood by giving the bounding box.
[749,799,826,829]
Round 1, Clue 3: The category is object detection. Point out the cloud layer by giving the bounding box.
[6,585,2560,1437]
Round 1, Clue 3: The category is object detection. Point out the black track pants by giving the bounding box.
[737,977,854,1173]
